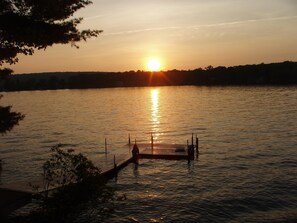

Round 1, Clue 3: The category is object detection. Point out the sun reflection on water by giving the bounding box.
[151,89,160,140]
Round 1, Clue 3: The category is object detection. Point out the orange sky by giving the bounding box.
[9,0,297,74]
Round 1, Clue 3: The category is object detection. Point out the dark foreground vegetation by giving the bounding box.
[1,61,297,92]
[6,145,115,223]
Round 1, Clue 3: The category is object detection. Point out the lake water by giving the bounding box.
[1,86,297,222]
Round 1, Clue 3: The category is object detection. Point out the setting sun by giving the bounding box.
[148,59,161,72]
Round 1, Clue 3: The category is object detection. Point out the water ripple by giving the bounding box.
[1,86,297,222]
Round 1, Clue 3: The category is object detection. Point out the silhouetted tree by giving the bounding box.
[0,68,13,79]
[205,65,214,71]
[0,72,24,134]
[0,95,24,134]
[0,0,101,71]
[0,0,102,133]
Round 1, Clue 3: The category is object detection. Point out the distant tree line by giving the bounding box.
[1,61,297,92]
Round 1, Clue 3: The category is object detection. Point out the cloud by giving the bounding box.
[103,26,180,36]
[191,15,297,29]
[103,15,297,36]
[84,15,106,20]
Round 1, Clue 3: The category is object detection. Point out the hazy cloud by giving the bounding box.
[103,15,297,36]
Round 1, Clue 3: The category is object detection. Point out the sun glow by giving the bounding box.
[148,59,161,72]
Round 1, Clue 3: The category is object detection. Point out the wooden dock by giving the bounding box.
[0,152,134,216]
[136,143,195,160]
[0,136,200,217]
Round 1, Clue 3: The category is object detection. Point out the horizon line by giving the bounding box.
[14,60,296,75]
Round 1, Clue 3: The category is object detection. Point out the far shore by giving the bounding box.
[1,61,297,92]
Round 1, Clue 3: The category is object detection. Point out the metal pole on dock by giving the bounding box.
[105,138,107,154]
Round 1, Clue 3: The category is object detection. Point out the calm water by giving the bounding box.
[1,86,297,222]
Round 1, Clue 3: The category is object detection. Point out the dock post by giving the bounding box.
[113,155,118,178]
[105,138,107,154]
[191,133,194,147]
[187,143,191,164]
[114,155,116,168]
[151,133,154,151]
[128,134,131,146]
[196,136,199,155]
[187,139,189,163]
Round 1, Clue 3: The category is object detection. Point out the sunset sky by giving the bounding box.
[11,0,297,74]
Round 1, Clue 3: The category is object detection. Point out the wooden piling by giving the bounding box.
[105,138,107,154]
[113,155,118,178]
[187,145,191,164]
[128,134,131,146]
[196,136,199,155]
[151,133,154,151]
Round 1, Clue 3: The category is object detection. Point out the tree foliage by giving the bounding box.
[42,144,102,191]
[0,0,102,70]
[11,145,115,223]
[0,0,101,134]
[0,68,24,134]
[38,145,114,222]
[0,95,25,134]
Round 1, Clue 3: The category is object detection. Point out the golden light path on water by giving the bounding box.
[150,89,160,141]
